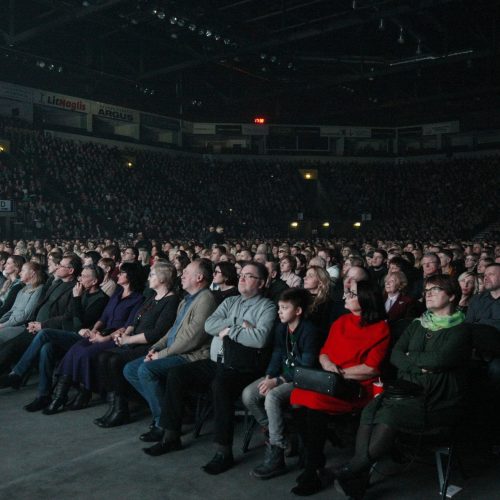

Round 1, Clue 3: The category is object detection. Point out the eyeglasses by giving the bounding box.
[424,286,444,296]
[58,265,73,269]
[344,289,358,298]
[240,273,260,280]
[213,270,222,275]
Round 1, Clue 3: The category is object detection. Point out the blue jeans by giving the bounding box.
[13,328,81,397]
[123,355,187,427]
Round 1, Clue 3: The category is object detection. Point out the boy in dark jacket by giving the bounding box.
[242,288,320,479]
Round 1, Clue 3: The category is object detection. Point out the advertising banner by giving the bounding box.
[0,82,33,103]
[92,102,139,122]
[38,91,89,113]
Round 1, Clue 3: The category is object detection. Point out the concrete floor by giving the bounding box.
[1,380,499,500]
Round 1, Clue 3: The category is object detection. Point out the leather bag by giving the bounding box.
[293,366,362,399]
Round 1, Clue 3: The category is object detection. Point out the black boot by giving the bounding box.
[69,386,92,411]
[43,375,72,415]
[94,392,116,426]
[252,444,287,479]
[334,464,370,500]
[100,394,130,428]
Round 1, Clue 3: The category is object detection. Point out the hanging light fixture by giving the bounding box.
[397,26,405,44]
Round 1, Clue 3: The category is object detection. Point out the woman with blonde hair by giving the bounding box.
[303,265,334,343]
[457,271,477,314]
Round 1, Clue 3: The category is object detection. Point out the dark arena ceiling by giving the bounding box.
[1,0,499,126]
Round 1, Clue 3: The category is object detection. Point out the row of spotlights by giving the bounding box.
[152,10,229,44]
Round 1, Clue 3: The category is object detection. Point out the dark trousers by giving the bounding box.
[0,330,32,375]
[297,408,330,471]
[97,346,148,395]
[211,364,260,447]
[163,359,258,447]
[163,359,218,433]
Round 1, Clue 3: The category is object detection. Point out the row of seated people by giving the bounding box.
[0,239,498,498]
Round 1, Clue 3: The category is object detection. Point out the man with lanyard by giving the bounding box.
[143,262,276,476]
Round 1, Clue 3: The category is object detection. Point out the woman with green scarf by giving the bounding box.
[332,274,471,499]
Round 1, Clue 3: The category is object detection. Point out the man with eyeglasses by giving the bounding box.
[121,247,138,264]
[143,262,276,475]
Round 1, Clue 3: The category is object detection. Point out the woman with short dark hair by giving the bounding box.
[212,262,239,305]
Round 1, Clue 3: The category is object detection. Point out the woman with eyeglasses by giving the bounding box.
[212,262,239,305]
[289,280,390,496]
[332,274,469,499]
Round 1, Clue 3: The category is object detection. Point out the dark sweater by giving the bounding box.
[266,318,320,382]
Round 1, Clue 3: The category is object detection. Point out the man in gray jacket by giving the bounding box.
[144,262,276,475]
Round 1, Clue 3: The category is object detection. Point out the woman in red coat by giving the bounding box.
[290,280,390,496]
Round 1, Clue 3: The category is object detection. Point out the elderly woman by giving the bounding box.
[94,263,179,428]
[280,256,303,288]
[290,280,390,496]
[383,271,418,323]
[334,275,470,499]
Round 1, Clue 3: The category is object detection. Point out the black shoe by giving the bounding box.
[140,426,164,442]
[69,388,92,411]
[202,451,234,475]
[0,372,22,390]
[143,438,182,456]
[24,396,51,412]
[100,409,130,428]
[291,470,323,496]
[252,444,287,479]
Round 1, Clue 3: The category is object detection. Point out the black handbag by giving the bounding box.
[222,336,265,373]
[383,379,422,400]
[293,366,362,399]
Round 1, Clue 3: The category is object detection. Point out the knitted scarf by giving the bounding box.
[418,310,465,331]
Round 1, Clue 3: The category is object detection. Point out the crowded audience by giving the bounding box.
[0,117,500,498]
